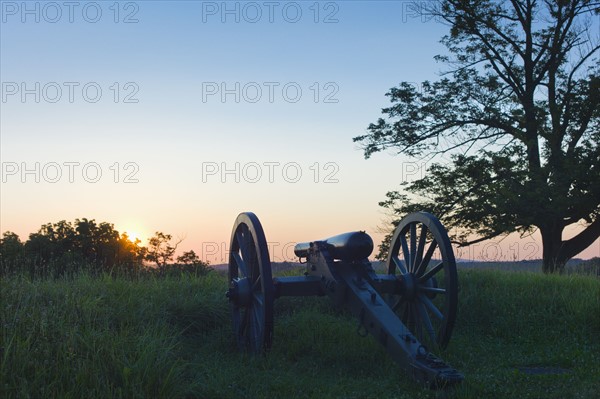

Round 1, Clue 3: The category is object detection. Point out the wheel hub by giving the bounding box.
[227,277,252,306]
[399,272,418,300]
[398,273,439,300]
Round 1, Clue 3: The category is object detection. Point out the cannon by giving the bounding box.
[225,211,463,388]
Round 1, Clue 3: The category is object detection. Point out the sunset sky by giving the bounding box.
[1,1,598,264]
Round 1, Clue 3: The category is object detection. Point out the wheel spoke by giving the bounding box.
[414,225,428,271]
[409,223,417,271]
[412,303,423,342]
[401,302,409,325]
[417,302,437,344]
[231,308,241,336]
[240,307,251,336]
[253,274,262,290]
[419,261,444,283]
[415,240,438,277]
[400,236,411,272]
[252,304,262,337]
[419,286,446,295]
[391,255,408,275]
[249,307,259,348]
[253,292,264,307]
[418,294,444,320]
[254,302,263,329]
[244,233,258,279]
[236,230,251,263]
[406,303,416,332]
[391,296,405,312]
[232,252,248,278]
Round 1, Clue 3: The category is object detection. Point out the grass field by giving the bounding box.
[1,268,599,398]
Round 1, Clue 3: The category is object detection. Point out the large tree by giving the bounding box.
[354,0,599,273]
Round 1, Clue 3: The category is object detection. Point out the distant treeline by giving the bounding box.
[0,218,211,278]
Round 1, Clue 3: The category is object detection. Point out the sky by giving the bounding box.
[1,0,598,264]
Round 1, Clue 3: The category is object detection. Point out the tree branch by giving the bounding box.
[561,218,600,260]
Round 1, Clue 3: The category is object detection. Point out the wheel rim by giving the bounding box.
[386,212,458,350]
[227,212,274,353]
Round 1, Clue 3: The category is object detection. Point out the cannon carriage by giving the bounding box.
[225,211,463,387]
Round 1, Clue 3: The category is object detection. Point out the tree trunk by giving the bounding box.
[540,225,567,274]
[540,219,600,273]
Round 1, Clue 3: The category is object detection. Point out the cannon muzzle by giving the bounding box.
[294,231,373,260]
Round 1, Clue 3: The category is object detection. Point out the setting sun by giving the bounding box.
[121,229,145,244]
[127,232,141,243]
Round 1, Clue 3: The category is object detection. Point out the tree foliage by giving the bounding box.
[145,232,182,268]
[175,250,213,276]
[354,0,600,273]
[0,219,210,278]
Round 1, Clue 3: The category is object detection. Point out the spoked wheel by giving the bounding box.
[386,212,458,350]
[226,212,274,353]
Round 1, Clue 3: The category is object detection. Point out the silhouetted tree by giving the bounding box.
[355,0,600,273]
[176,250,212,276]
[1,220,215,278]
[0,232,23,273]
[7,219,148,276]
[145,232,182,268]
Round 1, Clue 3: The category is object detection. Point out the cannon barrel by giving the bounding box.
[294,231,373,260]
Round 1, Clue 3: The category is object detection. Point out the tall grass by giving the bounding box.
[1,273,226,398]
[1,269,599,398]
